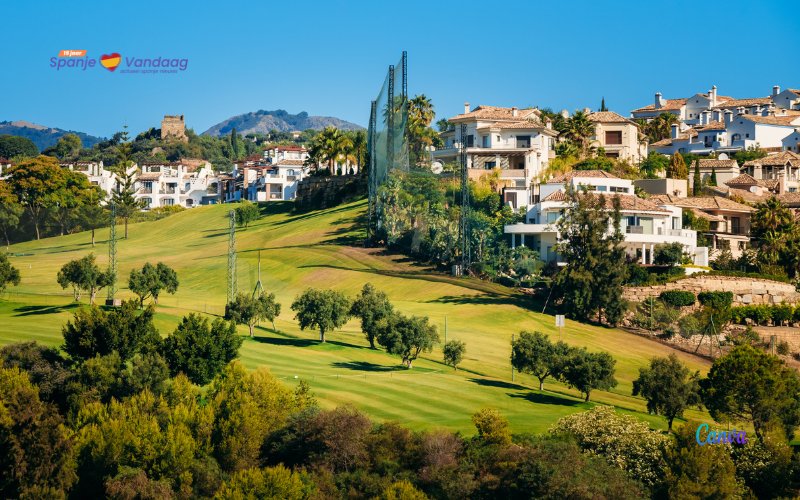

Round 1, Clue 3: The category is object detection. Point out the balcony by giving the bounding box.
[504,222,556,234]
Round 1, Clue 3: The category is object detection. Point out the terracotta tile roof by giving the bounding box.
[739,114,800,126]
[542,190,567,201]
[587,111,636,124]
[565,192,671,213]
[669,196,754,212]
[707,185,768,203]
[726,173,759,186]
[777,192,800,206]
[787,89,800,97]
[696,121,726,130]
[477,119,545,130]
[650,129,698,147]
[136,172,161,181]
[649,194,682,204]
[450,105,540,122]
[688,207,725,222]
[139,161,182,167]
[632,98,687,113]
[697,159,738,169]
[743,150,800,167]
[548,170,621,182]
[275,159,305,166]
[712,97,773,108]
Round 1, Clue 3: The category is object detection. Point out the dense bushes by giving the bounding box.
[697,291,733,310]
[730,304,799,326]
[659,291,695,307]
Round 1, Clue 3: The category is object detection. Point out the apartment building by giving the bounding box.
[135,161,219,208]
[431,103,558,210]
[587,111,646,163]
[60,161,119,198]
[504,171,706,266]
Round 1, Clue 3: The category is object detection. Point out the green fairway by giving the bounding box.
[0,199,712,434]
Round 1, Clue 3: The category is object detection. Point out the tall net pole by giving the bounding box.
[367,100,378,242]
[227,210,237,304]
[107,202,117,303]
[387,65,395,171]
[459,123,471,272]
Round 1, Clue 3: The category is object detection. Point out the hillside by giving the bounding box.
[202,109,363,136]
[0,199,711,433]
[0,120,105,150]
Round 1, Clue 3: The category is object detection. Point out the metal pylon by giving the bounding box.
[252,250,264,298]
[107,202,117,302]
[227,210,237,303]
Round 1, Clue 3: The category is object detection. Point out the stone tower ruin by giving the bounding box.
[161,115,188,142]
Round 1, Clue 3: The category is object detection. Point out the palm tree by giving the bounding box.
[348,130,367,173]
[562,110,594,159]
[408,95,436,165]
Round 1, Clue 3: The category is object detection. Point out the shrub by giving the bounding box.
[771,305,794,326]
[776,341,790,356]
[653,243,684,266]
[697,291,733,310]
[659,291,695,308]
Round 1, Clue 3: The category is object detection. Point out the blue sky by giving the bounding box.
[2,0,798,138]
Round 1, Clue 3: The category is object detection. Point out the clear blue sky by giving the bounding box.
[2,0,798,138]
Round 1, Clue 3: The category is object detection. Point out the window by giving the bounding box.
[610,186,628,193]
[162,198,174,206]
[745,133,750,138]
[672,217,681,230]
[731,217,741,234]
[481,135,490,148]
[484,161,496,169]
[496,135,501,141]
[466,135,474,147]
[516,135,531,148]
[546,211,559,223]
[605,131,622,145]
[596,185,607,192]
[141,197,152,207]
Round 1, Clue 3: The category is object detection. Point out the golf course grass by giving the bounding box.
[0,198,712,434]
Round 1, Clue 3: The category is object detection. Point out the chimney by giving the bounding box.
[713,110,722,122]
[736,106,745,116]
[709,85,717,106]
[724,109,733,125]
[773,85,781,96]
[655,92,663,109]
[511,107,518,117]
[464,102,470,114]
[671,123,679,139]
[583,107,591,114]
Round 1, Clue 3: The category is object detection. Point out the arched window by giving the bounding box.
[732,133,742,142]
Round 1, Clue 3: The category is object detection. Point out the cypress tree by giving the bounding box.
[693,160,702,196]
[600,97,607,112]
[709,166,717,186]
[230,128,239,160]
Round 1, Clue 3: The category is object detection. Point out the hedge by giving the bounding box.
[659,291,696,307]
[730,304,796,326]
[697,291,733,310]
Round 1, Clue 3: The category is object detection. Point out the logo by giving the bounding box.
[695,423,748,446]
[100,53,121,72]
[49,50,189,75]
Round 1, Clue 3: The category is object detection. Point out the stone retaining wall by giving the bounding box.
[623,275,800,305]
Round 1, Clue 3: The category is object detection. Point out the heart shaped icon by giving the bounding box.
[100,53,121,72]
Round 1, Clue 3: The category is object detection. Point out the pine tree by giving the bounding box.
[554,187,627,325]
[110,128,146,239]
[693,160,702,196]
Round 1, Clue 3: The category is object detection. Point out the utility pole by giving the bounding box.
[106,202,118,306]
[252,250,264,297]
[227,210,237,304]
[511,333,515,382]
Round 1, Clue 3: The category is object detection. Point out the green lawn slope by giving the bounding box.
[0,199,711,434]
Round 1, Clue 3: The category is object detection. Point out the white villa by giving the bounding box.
[504,170,707,266]
[60,161,119,198]
[431,103,558,210]
[134,161,219,208]
[587,110,646,163]
[232,147,311,202]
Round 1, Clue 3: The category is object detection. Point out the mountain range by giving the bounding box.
[0,121,105,151]
[202,109,363,137]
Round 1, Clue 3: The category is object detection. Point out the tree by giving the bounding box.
[291,288,351,342]
[554,187,627,325]
[76,188,108,247]
[407,94,437,165]
[632,354,702,430]
[375,312,439,368]
[0,253,20,295]
[0,182,23,248]
[110,129,146,238]
[0,135,38,159]
[471,408,512,446]
[700,344,800,441]
[510,331,570,391]
[667,152,688,179]
[62,300,161,362]
[692,159,701,195]
[56,253,114,304]
[560,348,617,402]
[599,97,607,112]
[0,366,77,498]
[51,169,100,236]
[225,292,282,337]
[215,466,309,500]
[639,153,669,179]
[229,127,240,160]
[7,155,68,240]
[235,200,260,229]
[561,110,594,158]
[653,242,684,266]
[443,340,466,370]
[709,165,717,186]
[128,262,179,307]
[44,133,82,160]
[311,127,352,173]
[161,313,242,385]
[350,283,393,348]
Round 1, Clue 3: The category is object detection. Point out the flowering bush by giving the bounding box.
[549,405,670,487]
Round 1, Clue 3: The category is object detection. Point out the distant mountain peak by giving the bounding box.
[0,120,105,150]
[202,109,363,137]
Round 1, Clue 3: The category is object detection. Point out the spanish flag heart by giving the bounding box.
[100,53,121,72]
